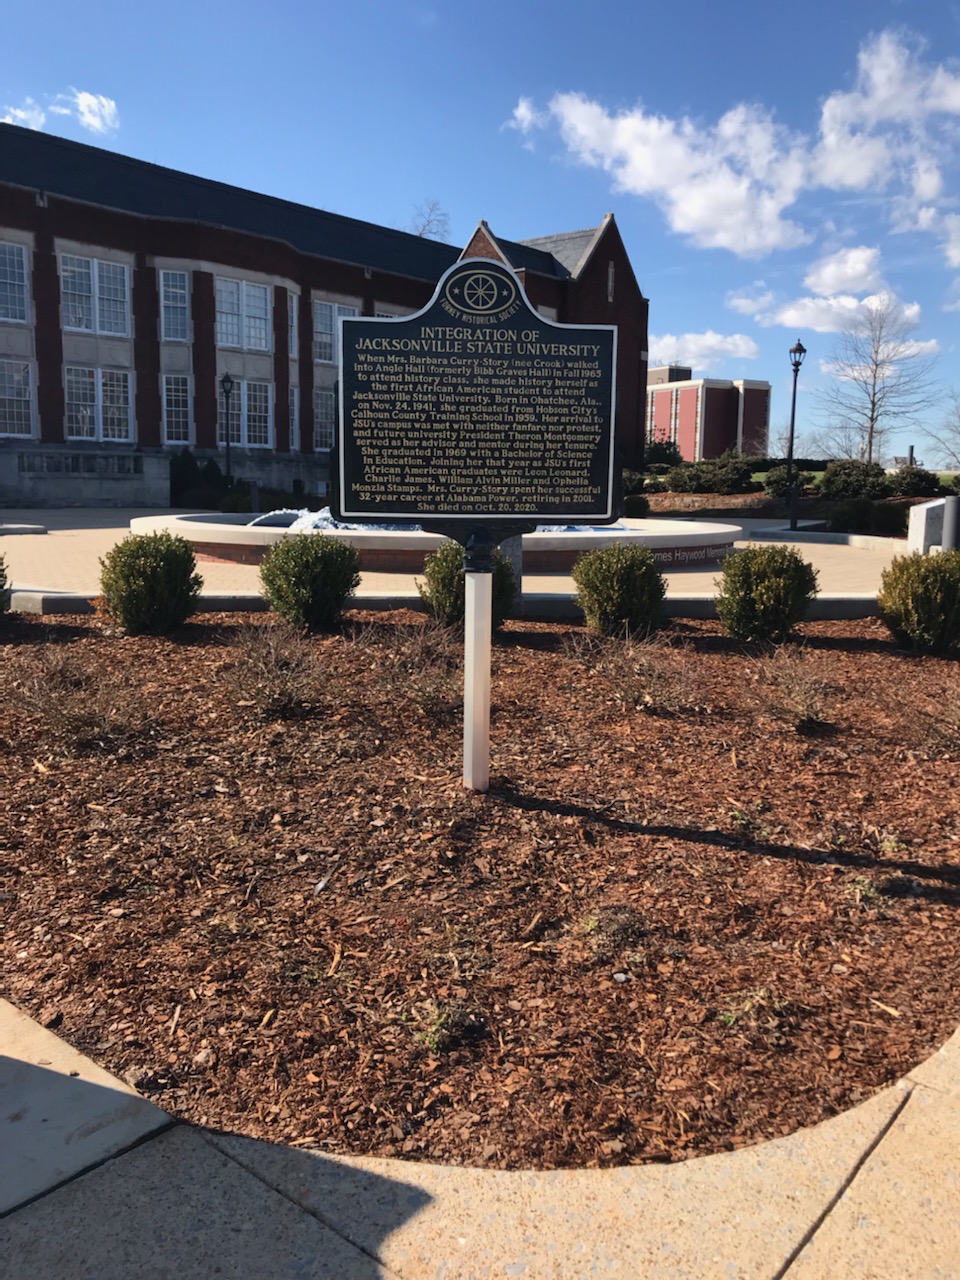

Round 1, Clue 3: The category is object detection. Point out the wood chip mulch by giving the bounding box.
[2,610,959,1170]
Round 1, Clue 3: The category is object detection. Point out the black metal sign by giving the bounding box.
[338,259,617,523]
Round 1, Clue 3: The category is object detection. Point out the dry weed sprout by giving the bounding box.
[753,645,831,733]
[8,648,153,753]
[355,621,462,722]
[226,621,327,720]
[563,632,692,715]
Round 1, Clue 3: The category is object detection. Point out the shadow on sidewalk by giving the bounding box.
[1,1059,430,1278]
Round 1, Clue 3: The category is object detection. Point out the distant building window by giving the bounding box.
[0,359,33,435]
[162,374,191,444]
[65,366,132,441]
[218,378,272,448]
[61,256,130,336]
[289,385,299,449]
[288,292,299,356]
[313,301,357,363]
[0,243,28,323]
[215,278,271,351]
[607,261,615,303]
[160,270,190,342]
[313,388,336,450]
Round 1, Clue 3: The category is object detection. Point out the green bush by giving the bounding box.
[260,534,360,632]
[643,477,668,494]
[623,492,650,518]
[764,464,814,499]
[572,542,665,638]
[817,459,891,501]
[0,553,8,615]
[666,452,756,495]
[887,465,942,498]
[99,533,202,635]
[417,539,516,630]
[645,440,683,468]
[715,545,819,643]
[622,468,646,495]
[877,551,960,656]
[827,499,908,537]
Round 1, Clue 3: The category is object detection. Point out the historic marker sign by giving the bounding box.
[338,259,617,523]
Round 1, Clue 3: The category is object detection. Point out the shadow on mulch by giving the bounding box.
[488,782,960,904]
[0,617,92,645]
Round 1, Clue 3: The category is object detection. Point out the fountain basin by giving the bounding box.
[129,513,742,571]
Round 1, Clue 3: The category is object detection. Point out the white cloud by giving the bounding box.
[649,330,759,371]
[2,97,46,130]
[943,214,960,268]
[804,245,883,296]
[53,89,119,134]
[725,284,775,315]
[2,87,118,136]
[511,30,960,263]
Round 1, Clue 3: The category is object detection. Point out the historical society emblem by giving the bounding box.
[442,265,520,323]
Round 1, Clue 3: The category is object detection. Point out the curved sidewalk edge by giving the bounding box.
[2,997,958,1279]
[6,589,880,622]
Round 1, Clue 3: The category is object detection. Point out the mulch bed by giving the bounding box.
[2,610,959,1170]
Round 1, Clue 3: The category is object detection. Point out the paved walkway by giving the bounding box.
[1,999,958,1278]
[0,508,903,610]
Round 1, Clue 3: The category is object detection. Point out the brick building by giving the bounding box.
[0,123,649,506]
[646,365,770,462]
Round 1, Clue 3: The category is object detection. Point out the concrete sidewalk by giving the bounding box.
[1,999,958,1278]
[0,508,904,617]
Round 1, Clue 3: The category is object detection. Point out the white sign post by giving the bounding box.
[463,570,492,792]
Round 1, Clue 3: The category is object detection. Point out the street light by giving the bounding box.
[786,339,806,532]
[219,371,234,487]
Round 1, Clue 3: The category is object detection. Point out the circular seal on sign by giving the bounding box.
[445,269,517,318]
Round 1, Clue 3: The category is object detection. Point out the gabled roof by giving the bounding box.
[0,123,460,280]
[518,226,604,278]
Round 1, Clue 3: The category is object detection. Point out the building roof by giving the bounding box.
[0,123,460,280]
[518,227,602,278]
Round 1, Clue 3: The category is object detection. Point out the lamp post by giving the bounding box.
[219,371,234,488]
[786,339,806,532]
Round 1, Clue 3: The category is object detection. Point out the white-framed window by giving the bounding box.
[288,385,299,449]
[215,278,271,350]
[162,373,192,444]
[288,292,299,356]
[0,359,34,435]
[65,366,133,441]
[60,255,130,336]
[313,300,357,363]
[0,242,29,323]
[313,387,336,450]
[217,378,273,448]
[160,270,190,342]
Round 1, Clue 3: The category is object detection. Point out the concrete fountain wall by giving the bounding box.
[129,513,743,572]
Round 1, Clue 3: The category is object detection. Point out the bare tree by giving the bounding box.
[407,199,450,241]
[816,295,940,464]
[920,389,960,470]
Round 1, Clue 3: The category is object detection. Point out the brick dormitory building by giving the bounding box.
[0,122,650,507]
[646,365,771,461]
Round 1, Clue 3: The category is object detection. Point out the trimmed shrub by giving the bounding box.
[827,499,908,537]
[623,491,650,518]
[99,532,202,635]
[572,542,665,638]
[645,440,683,468]
[643,477,668,494]
[260,534,360,632]
[817,459,890,501]
[877,551,960,656]
[887,465,943,498]
[666,452,756,495]
[716,545,819,643]
[417,539,516,630]
[622,468,646,495]
[764,464,814,499]
[0,554,8,615]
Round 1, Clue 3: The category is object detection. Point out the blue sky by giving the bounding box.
[3,0,959,459]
